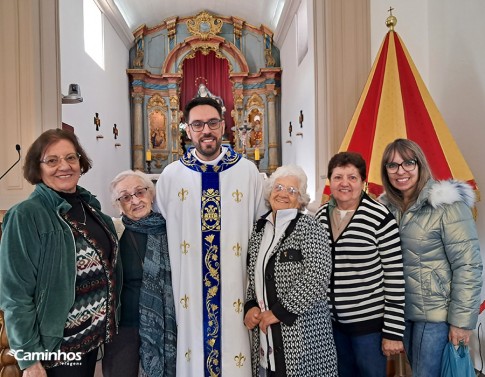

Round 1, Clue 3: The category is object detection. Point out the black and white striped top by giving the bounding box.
[315,192,405,340]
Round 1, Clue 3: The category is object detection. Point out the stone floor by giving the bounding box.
[93,354,485,377]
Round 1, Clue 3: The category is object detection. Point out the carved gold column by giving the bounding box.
[169,94,181,160]
[267,92,279,173]
[133,94,144,170]
[232,93,244,153]
[232,16,244,49]
[166,16,178,51]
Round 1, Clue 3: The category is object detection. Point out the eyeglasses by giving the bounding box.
[116,187,149,204]
[40,153,81,167]
[385,159,417,173]
[273,183,299,196]
[188,119,223,132]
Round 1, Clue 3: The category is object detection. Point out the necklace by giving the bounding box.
[79,201,87,226]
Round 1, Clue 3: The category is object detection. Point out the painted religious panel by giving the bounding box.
[147,94,169,150]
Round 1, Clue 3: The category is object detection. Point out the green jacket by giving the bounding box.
[0,183,121,369]
[380,179,482,329]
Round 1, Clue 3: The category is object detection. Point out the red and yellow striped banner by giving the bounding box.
[323,30,479,202]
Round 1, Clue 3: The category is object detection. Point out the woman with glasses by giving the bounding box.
[314,151,405,377]
[0,129,121,377]
[104,170,176,377]
[379,139,482,377]
[244,165,337,377]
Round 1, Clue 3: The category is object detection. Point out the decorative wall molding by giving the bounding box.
[94,0,134,48]
[274,0,301,48]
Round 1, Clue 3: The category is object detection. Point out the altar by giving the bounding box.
[126,10,282,175]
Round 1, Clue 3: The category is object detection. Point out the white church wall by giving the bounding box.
[60,0,131,217]
[428,1,485,370]
[427,1,485,261]
[371,0,485,369]
[279,0,318,202]
[370,1,430,83]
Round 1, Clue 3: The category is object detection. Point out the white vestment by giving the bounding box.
[156,147,266,377]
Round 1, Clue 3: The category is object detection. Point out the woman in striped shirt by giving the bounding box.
[315,151,405,377]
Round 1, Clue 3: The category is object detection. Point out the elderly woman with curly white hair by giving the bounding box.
[244,165,337,377]
[103,170,176,377]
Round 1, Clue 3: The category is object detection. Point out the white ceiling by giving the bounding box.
[113,0,286,32]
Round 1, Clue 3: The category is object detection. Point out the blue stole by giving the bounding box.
[181,146,241,376]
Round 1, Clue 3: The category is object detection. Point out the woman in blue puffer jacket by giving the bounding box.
[379,138,482,377]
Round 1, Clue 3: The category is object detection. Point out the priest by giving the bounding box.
[156,96,266,377]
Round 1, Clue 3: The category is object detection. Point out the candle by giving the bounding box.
[254,147,260,161]
[146,150,152,161]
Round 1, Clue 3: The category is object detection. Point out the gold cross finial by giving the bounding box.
[385,7,397,31]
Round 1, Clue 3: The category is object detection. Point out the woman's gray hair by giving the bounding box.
[264,164,311,210]
[109,170,155,207]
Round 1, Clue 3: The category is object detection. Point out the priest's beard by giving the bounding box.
[192,135,222,161]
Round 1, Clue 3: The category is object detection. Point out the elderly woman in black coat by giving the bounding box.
[103,170,176,377]
[244,165,337,377]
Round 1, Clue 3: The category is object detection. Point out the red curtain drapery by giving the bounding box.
[181,51,234,142]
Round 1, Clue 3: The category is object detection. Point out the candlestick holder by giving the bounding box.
[146,160,152,174]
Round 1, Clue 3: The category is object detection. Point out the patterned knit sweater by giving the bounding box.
[44,198,117,368]
[314,192,405,340]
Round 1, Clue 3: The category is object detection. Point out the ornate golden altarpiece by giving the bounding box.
[127,11,282,173]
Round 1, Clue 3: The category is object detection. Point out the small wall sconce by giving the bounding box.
[113,124,119,139]
[286,140,292,144]
[289,121,293,137]
[296,132,303,137]
[115,143,121,147]
[94,113,101,131]
[62,84,83,104]
[299,110,304,128]
[96,135,104,140]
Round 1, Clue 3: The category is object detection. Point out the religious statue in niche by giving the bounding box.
[133,36,144,69]
[249,114,263,148]
[194,77,226,115]
[149,110,167,149]
[265,49,276,67]
[237,123,252,156]
[179,120,188,154]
